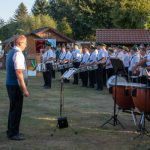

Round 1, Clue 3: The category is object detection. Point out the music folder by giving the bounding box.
[110,58,127,76]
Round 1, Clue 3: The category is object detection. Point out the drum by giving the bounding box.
[112,82,143,109]
[63,64,69,69]
[91,64,98,70]
[36,63,46,72]
[107,75,127,88]
[68,63,73,68]
[79,66,88,72]
[87,66,93,71]
[132,86,150,113]
[57,64,64,70]
[52,63,59,70]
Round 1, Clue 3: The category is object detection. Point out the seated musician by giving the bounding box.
[79,46,90,87]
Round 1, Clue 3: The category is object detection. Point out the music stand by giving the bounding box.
[101,58,127,128]
[51,69,78,136]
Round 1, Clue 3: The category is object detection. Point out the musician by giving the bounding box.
[79,46,90,87]
[88,45,98,88]
[106,48,114,80]
[42,41,54,89]
[62,45,72,82]
[114,45,124,61]
[71,43,82,84]
[95,42,107,91]
[51,46,56,78]
[128,45,140,82]
[122,46,130,74]
[58,46,66,76]
[132,45,150,84]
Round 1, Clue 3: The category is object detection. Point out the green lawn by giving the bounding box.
[0,70,150,150]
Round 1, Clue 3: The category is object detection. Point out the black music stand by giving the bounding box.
[101,58,127,128]
[51,70,78,136]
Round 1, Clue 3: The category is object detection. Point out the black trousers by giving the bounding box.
[73,62,80,84]
[43,63,52,87]
[6,85,23,137]
[89,70,96,87]
[96,65,104,90]
[80,71,88,86]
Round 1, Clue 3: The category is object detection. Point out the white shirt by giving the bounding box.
[59,52,66,60]
[81,52,90,64]
[123,53,130,67]
[72,49,82,62]
[43,49,54,64]
[115,51,124,61]
[13,46,25,70]
[146,53,150,66]
[89,50,98,63]
[13,46,28,85]
[97,49,107,61]
[106,54,113,69]
[64,51,72,60]
[128,53,140,71]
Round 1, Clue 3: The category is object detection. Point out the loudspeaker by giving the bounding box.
[57,117,68,129]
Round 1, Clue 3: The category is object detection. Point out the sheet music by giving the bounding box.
[62,68,77,79]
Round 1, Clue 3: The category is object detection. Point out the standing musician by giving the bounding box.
[57,46,66,76]
[128,45,140,82]
[105,47,114,80]
[71,43,82,85]
[88,45,98,88]
[79,46,90,87]
[114,45,124,61]
[51,46,56,78]
[132,45,150,84]
[42,41,55,89]
[62,45,72,82]
[122,46,130,75]
[95,42,107,91]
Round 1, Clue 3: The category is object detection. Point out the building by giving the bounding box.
[96,29,150,46]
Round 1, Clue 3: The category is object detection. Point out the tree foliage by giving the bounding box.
[14,2,28,21]
[32,0,49,16]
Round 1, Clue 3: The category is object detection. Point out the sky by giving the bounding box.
[0,0,35,22]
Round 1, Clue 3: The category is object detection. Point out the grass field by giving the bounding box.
[0,70,150,150]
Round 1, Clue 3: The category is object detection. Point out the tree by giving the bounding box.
[32,0,49,16]
[0,19,5,29]
[57,17,72,37]
[112,0,150,28]
[14,2,28,21]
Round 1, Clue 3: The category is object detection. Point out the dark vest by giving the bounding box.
[6,48,19,85]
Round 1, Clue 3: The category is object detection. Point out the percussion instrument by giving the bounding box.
[36,63,46,72]
[62,68,78,79]
[107,75,127,88]
[78,66,88,72]
[87,64,98,71]
[112,82,136,109]
[52,63,59,70]
[57,64,64,70]
[132,85,150,113]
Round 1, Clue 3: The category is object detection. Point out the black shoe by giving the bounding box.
[44,86,51,89]
[8,134,25,141]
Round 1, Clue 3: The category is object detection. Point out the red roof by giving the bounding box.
[96,29,150,44]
